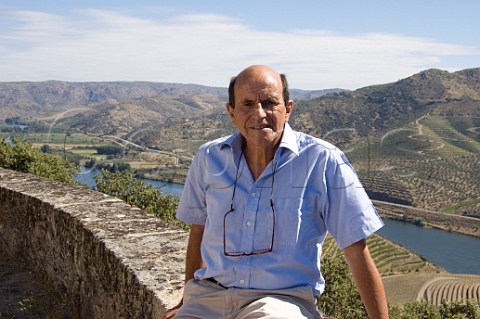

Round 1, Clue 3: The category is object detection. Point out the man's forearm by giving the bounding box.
[184,224,206,282]
[344,239,389,319]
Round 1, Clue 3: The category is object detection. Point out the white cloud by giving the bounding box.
[0,8,477,89]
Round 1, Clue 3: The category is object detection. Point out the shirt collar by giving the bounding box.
[220,131,242,151]
[278,122,299,157]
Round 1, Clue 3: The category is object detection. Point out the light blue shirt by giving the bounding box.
[176,123,383,295]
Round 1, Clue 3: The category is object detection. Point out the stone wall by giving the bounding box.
[0,168,187,318]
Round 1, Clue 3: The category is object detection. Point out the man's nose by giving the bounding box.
[253,102,268,117]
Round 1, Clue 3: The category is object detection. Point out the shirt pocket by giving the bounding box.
[204,155,237,189]
[273,197,303,248]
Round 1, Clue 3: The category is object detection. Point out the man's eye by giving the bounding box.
[263,100,278,108]
[240,100,278,109]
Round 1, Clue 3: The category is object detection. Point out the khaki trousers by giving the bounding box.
[174,279,323,319]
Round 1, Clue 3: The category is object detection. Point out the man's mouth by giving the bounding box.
[252,125,271,130]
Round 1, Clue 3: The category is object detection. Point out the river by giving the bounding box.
[74,168,480,275]
[377,218,480,275]
[74,167,184,196]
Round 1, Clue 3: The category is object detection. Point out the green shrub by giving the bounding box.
[318,253,367,318]
[387,299,480,319]
[94,170,187,230]
[0,137,78,184]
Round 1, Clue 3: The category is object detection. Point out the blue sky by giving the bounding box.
[0,0,478,89]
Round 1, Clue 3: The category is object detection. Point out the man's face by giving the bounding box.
[227,67,293,153]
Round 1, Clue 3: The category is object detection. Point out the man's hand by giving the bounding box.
[162,302,182,319]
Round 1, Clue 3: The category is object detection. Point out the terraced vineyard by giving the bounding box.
[360,171,413,206]
[419,116,480,157]
[418,276,480,306]
[322,234,442,276]
[357,155,480,214]
[347,115,480,217]
[383,273,480,306]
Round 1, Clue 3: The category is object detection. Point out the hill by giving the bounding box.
[1,67,479,219]
[0,81,227,116]
[0,81,340,120]
[290,68,480,143]
[0,81,230,137]
[2,68,478,145]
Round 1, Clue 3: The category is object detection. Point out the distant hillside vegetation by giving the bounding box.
[0,81,227,116]
[290,68,480,144]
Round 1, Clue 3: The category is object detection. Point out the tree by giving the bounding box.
[84,158,97,168]
[95,145,124,155]
[40,144,51,153]
[0,137,78,184]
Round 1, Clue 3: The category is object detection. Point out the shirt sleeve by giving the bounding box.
[323,148,384,249]
[176,146,208,225]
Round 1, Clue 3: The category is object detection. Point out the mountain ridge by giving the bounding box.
[1,67,479,145]
[290,68,480,142]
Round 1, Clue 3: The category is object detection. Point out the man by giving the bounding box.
[164,65,389,318]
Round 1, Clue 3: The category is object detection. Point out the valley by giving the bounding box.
[2,68,480,232]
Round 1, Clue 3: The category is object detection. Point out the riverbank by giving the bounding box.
[141,173,186,185]
[374,200,480,238]
[377,218,480,275]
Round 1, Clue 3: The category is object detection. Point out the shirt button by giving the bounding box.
[246,221,252,227]
[239,279,245,285]
[251,193,256,197]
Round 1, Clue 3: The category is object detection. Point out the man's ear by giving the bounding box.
[285,100,294,121]
[226,103,235,119]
